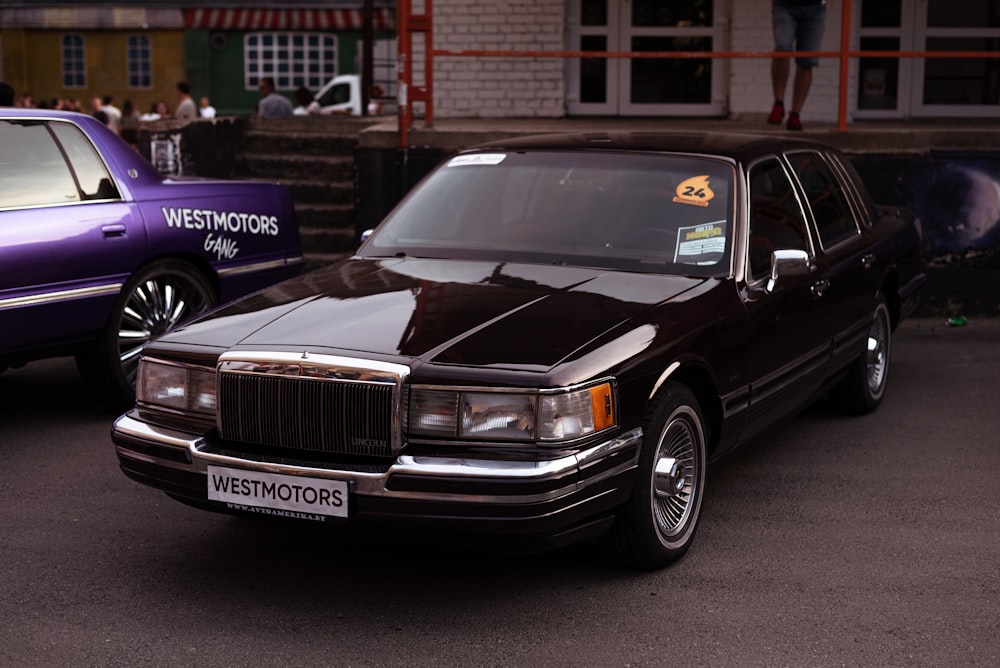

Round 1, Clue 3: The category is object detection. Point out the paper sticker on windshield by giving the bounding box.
[672,175,715,207]
[675,221,726,265]
[448,153,507,167]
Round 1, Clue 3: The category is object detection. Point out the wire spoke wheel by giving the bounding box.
[831,292,892,415]
[602,382,707,570]
[865,303,890,398]
[652,409,700,540]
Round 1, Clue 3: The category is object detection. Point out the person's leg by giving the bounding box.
[790,65,813,115]
[787,3,826,129]
[772,58,790,104]
[769,3,797,123]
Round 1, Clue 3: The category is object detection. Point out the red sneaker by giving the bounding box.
[786,112,803,131]
[767,102,784,125]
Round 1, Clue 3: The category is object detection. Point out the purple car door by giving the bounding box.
[0,118,146,352]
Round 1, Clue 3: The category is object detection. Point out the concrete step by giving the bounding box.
[241,130,362,156]
[300,225,358,256]
[274,178,355,205]
[294,202,356,229]
[239,153,355,181]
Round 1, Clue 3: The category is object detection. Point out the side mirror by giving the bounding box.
[359,228,375,247]
[766,249,812,294]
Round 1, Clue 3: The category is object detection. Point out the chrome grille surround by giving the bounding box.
[216,351,409,459]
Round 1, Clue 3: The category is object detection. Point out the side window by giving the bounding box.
[49,122,119,200]
[0,120,80,208]
[787,152,860,249]
[748,159,810,283]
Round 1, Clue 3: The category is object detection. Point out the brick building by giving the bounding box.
[417,0,998,122]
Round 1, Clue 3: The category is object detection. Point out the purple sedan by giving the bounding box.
[0,109,303,404]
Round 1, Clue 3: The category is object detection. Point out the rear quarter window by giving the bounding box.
[0,120,80,208]
[787,152,860,250]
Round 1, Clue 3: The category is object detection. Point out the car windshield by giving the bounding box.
[362,150,735,276]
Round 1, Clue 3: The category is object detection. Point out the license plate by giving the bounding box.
[207,465,348,519]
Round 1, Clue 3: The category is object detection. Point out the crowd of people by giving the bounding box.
[0,79,218,147]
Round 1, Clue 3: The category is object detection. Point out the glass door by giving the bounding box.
[568,0,726,116]
[855,0,1000,118]
[911,0,1000,116]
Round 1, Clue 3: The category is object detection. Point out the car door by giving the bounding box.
[737,156,831,440]
[0,118,146,354]
[785,150,879,375]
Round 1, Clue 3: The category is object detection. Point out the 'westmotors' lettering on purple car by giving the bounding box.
[161,206,281,236]
[1,108,303,407]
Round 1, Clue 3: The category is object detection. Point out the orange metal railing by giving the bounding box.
[397,0,998,146]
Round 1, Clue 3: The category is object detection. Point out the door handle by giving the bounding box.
[861,253,875,270]
[811,279,830,299]
[102,224,127,238]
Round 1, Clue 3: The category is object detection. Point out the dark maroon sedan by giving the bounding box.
[0,109,302,404]
[112,132,924,569]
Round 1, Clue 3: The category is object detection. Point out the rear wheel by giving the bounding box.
[78,259,216,408]
[831,293,892,414]
[601,382,707,570]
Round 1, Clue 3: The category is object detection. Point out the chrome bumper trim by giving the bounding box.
[114,414,641,505]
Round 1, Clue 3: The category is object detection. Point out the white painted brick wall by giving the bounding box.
[432,0,564,118]
[423,0,856,121]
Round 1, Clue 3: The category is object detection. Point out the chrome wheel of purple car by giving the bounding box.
[116,270,214,385]
[79,260,215,407]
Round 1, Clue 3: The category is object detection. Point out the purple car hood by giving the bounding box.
[163,258,705,369]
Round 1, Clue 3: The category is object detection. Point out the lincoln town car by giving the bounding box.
[112,132,924,569]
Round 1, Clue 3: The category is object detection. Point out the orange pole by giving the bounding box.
[397,0,411,147]
[838,0,852,131]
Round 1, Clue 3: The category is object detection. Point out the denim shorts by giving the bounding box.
[773,1,827,68]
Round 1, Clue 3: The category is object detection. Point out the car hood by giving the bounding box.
[162,258,706,370]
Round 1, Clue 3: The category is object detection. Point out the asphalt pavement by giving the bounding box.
[1,317,998,667]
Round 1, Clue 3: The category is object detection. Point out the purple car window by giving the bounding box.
[0,120,80,208]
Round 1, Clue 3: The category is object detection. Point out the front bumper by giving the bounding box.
[112,412,642,543]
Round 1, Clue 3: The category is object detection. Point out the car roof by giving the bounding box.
[469,131,839,163]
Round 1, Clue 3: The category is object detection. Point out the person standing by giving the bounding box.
[102,95,122,134]
[767,0,827,131]
[174,81,198,120]
[256,77,293,118]
[120,99,140,146]
[199,96,217,118]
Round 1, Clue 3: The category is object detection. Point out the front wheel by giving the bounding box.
[601,382,707,570]
[831,293,892,415]
[78,260,216,408]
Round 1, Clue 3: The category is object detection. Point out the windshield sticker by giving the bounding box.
[675,221,727,265]
[448,153,507,167]
[672,175,715,207]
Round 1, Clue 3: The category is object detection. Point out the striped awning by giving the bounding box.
[183,8,394,31]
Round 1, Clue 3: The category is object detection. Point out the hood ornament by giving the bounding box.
[301,350,310,360]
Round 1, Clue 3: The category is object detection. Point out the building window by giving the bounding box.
[127,34,152,89]
[61,34,86,89]
[244,33,337,91]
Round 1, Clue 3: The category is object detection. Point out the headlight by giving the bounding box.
[137,358,217,415]
[408,381,615,443]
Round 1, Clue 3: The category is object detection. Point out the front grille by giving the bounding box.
[216,353,408,459]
